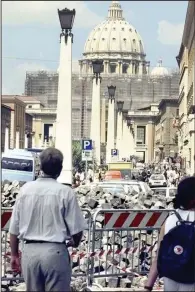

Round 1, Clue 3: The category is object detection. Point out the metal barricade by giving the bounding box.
[1,207,92,288]
[89,209,174,286]
[68,208,92,284]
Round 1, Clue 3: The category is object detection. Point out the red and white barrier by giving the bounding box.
[1,209,12,230]
[104,211,168,229]
[69,242,157,259]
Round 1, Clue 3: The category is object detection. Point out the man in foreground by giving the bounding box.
[9,147,87,291]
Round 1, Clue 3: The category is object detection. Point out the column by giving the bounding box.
[116,111,123,160]
[4,126,9,152]
[32,132,36,148]
[106,98,115,163]
[44,139,47,149]
[15,129,20,149]
[122,120,129,159]
[39,134,42,148]
[24,132,28,148]
[147,121,155,163]
[139,62,143,75]
[90,77,101,165]
[101,96,106,144]
[55,32,73,184]
[10,110,15,149]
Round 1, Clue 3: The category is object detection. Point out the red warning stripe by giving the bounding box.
[130,212,146,227]
[113,213,129,228]
[145,212,161,227]
[104,211,168,228]
[1,211,12,229]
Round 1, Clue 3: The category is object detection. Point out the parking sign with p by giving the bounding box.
[82,139,92,150]
[111,149,118,156]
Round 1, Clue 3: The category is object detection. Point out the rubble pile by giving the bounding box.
[1,181,169,291]
[1,180,25,207]
[75,184,174,211]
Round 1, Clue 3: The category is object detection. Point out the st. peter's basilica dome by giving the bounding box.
[79,1,150,76]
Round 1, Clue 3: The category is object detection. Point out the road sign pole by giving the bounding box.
[85,159,88,178]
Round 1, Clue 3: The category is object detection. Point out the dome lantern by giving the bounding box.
[107,1,124,20]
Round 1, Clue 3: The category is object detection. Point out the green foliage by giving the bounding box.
[72,140,98,173]
[72,140,85,172]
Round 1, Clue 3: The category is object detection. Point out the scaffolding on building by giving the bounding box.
[24,69,180,140]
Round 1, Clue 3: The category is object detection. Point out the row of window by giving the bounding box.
[97,27,136,32]
[90,38,139,43]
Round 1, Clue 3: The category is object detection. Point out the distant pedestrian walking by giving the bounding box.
[9,147,87,292]
[144,177,195,291]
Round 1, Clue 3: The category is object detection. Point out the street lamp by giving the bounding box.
[55,7,76,185]
[92,59,103,84]
[58,8,75,30]
[117,101,124,112]
[108,85,116,99]
[58,8,75,43]
[92,59,103,74]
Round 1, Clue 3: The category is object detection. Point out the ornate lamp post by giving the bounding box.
[116,101,124,160]
[55,8,76,185]
[90,59,103,166]
[106,85,116,163]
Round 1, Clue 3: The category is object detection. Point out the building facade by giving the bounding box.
[2,95,26,149]
[23,1,180,158]
[177,1,195,174]
[2,95,33,149]
[154,99,179,161]
[1,104,12,152]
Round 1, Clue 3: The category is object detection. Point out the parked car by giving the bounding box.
[93,183,127,194]
[2,149,39,182]
[97,180,152,196]
[148,174,167,188]
[152,187,177,198]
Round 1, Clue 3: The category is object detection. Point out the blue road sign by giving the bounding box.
[111,149,118,156]
[82,139,92,151]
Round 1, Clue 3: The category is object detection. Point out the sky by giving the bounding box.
[2,1,187,95]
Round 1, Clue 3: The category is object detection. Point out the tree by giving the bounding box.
[72,140,97,173]
[72,140,85,172]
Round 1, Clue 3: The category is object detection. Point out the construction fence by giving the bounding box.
[1,208,174,289]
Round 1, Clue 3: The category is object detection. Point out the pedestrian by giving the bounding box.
[9,147,87,292]
[144,177,195,291]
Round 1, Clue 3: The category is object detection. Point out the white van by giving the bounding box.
[2,149,39,182]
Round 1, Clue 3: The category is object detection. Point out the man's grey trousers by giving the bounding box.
[21,242,71,292]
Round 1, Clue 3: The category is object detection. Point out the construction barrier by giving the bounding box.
[88,209,174,286]
[1,207,175,289]
[1,208,92,287]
